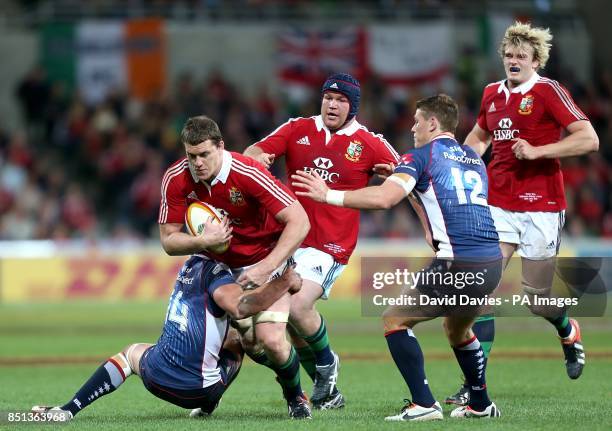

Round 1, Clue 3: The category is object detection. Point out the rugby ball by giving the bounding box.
[185,201,230,254]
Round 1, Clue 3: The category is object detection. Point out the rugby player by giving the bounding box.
[293,94,503,420]
[32,259,303,421]
[245,73,399,409]
[446,21,598,406]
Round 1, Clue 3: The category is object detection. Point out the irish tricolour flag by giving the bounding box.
[41,19,166,104]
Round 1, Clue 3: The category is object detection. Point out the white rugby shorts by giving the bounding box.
[490,205,565,260]
[293,247,346,300]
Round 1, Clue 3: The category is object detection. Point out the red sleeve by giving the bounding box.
[370,132,400,165]
[158,162,188,224]
[254,119,297,156]
[233,159,296,216]
[476,87,490,132]
[543,80,588,128]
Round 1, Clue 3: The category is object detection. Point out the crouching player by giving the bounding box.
[292,94,503,420]
[32,256,302,422]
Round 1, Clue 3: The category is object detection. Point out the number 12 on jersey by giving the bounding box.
[451,168,487,206]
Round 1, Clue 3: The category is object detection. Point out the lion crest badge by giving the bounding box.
[518,94,534,115]
[345,141,363,162]
[229,187,246,206]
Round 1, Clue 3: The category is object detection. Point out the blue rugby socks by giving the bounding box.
[452,336,491,411]
[385,328,436,408]
[62,353,132,416]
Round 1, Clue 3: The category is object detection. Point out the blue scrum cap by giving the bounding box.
[321,73,361,120]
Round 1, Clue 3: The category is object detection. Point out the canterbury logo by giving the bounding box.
[488,103,496,112]
[296,136,310,146]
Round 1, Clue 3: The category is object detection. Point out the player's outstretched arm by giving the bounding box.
[372,162,397,179]
[214,267,302,320]
[512,120,599,160]
[292,170,412,210]
[464,123,491,157]
[159,218,232,256]
[244,144,275,168]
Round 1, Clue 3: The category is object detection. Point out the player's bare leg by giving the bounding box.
[32,342,152,421]
[255,293,292,364]
[251,293,311,419]
[124,343,154,377]
[522,256,585,378]
[289,279,344,409]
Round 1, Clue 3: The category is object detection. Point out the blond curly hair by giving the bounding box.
[499,21,553,70]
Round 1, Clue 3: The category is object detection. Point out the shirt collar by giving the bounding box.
[430,132,456,142]
[315,115,361,136]
[211,150,232,185]
[190,150,232,186]
[498,72,540,96]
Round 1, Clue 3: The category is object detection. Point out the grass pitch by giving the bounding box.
[1,299,611,430]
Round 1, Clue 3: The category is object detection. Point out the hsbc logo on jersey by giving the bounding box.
[494,117,519,141]
[303,157,339,183]
[314,157,333,169]
[498,118,512,128]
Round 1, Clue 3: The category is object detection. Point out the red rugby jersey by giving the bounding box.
[477,72,589,212]
[254,115,399,264]
[159,151,296,268]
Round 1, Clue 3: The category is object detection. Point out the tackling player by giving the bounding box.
[244,73,399,409]
[446,21,599,406]
[158,116,312,419]
[31,257,303,421]
[293,94,503,420]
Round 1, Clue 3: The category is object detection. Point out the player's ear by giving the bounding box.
[429,116,439,133]
[218,140,225,150]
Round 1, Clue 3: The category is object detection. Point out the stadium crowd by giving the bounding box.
[1,59,610,241]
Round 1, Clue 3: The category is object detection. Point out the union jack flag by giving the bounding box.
[277,27,366,85]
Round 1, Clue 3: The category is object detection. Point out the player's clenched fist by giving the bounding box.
[512,138,540,160]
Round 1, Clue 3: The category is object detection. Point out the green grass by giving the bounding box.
[1,299,611,430]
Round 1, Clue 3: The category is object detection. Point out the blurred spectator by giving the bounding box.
[2,49,611,242]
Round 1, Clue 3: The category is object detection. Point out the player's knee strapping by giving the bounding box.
[302,314,334,366]
[254,311,289,324]
[61,352,132,416]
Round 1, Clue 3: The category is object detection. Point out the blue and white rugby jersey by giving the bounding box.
[394,133,501,259]
[146,255,235,389]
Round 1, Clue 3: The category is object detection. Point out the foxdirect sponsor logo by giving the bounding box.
[443,152,482,165]
[176,275,194,285]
